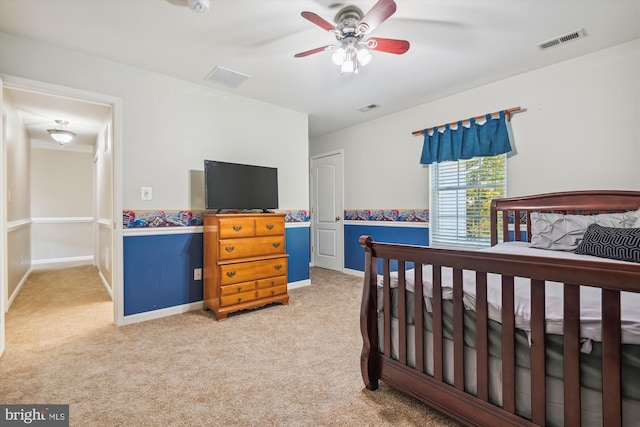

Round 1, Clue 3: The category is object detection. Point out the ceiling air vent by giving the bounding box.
[204,66,250,88]
[537,28,586,50]
[357,104,380,113]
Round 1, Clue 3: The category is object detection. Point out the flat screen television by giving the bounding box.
[204,160,278,211]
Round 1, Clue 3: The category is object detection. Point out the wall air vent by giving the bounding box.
[204,66,250,88]
[537,28,586,50]
[357,104,380,113]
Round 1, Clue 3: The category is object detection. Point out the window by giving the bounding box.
[430,154,506,248]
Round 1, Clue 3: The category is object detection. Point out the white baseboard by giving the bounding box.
[98,269,114,300]
[287,278,311,290]
[6,267,33,311]
[120,278,312,325]
[32,255,94,268]
[343,268,364,277]
[120,301,204,325]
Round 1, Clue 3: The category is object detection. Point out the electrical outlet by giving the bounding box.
[193,268,202,281]
[141,186,152,200]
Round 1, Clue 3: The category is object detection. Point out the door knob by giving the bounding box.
[335,216,340,221]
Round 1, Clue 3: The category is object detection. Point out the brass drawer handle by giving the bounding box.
[274,264,282,270]
[272,242,280,248]
[271,290,275,296]
[237,297,242,303]
[226,271,236,278]
[237,287,242,292]
[225,246,235,253]
[233,225,242,232]
[266,224,274,230]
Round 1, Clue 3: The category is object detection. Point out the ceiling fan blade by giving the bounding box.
[365,37,410,54]
[357,0,397,34]
[301,11,337,32]
[294,45,334,58]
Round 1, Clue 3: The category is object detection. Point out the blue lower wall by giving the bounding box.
[512,230,528,241]
[285,226,311,283]
[123,223,432,316]
[124,233,204,316]
[123,226,310,316]
[344,223,429,272]
[343,225,526,273]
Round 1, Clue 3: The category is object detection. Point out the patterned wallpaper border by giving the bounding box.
[122,208,430,228]
[344,209,429,222]
[123,209,309,228]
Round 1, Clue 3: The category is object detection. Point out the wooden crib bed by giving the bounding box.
[359,190,640,427]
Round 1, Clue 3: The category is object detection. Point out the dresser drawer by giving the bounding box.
[256,284,287,300]
[218,218,255,238]
[218,236,285,260]
[220,289,257,307]
[220,280,258,296]
[256,275,287,290]
[254,217,285,236]
[220,257,287,285]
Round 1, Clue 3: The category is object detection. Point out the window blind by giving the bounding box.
[430,155,506,248]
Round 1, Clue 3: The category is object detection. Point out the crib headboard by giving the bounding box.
[489,190,640,246]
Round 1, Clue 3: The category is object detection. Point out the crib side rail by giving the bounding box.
[359,236,640,427]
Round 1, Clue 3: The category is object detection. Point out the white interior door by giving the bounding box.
[311,151,343,271]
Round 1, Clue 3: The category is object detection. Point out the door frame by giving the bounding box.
[0,76,6,357]
[0,74,124,345]
[310,150,344,271]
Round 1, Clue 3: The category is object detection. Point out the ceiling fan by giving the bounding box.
[294,0,410,74]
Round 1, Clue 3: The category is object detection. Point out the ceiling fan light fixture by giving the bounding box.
[332,47,346,65]
[340,56,355,73]
[296,0,409,74]
[47,120,76,144]
[357,48,372,66]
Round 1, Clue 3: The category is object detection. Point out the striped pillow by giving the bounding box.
[575,224,640,263]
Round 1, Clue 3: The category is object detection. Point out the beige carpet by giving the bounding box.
[0,265,461,427]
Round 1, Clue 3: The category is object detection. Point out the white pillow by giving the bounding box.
[529,211,637,251]
[633,207,640,227]
[530,212,591,251]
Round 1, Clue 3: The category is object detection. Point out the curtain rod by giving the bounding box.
[411,106,523,136]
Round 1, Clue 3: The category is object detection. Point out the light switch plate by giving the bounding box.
[141,186,152,200]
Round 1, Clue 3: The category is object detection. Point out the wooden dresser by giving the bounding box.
[203,213,289,320]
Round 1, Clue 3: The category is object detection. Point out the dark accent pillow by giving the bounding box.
[575,224,640,263]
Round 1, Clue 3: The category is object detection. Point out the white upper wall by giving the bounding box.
[2,89,30,221]
[311,39,640,209]
[31,148,93,217]
[0,33,309,211]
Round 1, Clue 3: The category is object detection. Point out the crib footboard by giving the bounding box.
[359,235,640,427]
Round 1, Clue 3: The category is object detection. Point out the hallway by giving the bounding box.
[5,265,112,348]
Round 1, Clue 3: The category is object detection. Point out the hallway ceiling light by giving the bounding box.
[47,120,76,144]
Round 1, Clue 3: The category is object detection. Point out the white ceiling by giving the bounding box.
[4,87,112,152]
[0,0,638,143]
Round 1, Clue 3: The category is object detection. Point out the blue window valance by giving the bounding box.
[420,110,512,165]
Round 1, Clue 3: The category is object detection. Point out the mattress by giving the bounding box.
[377,241,640,346]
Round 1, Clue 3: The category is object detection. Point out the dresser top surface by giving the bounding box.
[204,213,285,218]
